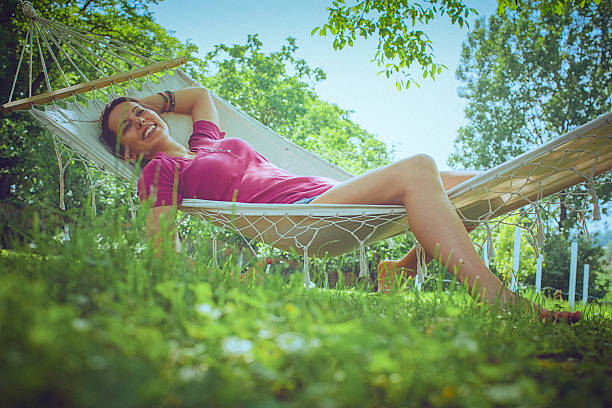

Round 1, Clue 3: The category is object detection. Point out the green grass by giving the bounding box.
[0,208,611,407]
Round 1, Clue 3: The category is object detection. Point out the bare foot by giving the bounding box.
[539,309,581,324]
[377,260,417,293]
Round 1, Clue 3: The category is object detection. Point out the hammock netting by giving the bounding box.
[4,1,611,287]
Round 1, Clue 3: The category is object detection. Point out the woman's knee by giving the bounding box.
[396,154,438,175]
[377,154,439,203]
[383,155,438,196]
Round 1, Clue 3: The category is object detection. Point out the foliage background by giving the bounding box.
[0,0,610,294]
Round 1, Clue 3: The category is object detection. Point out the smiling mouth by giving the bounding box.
[142,125,156,140]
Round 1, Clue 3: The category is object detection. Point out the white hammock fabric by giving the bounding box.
[6,2,612,286]
[30,70,352,182]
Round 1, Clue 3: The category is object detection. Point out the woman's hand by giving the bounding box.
[138,94,166,115]
[147,205,179,257]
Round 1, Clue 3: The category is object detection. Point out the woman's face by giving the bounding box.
[107,101,169,160]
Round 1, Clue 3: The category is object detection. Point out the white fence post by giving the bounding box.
[535,256,543,294]
[569,240,578,310]
[511,226,521,291]
[483,244,490,268]
[582,264,589,305]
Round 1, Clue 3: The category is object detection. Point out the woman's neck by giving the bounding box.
[158,138,193,158]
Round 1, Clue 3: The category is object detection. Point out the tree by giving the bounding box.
[451,0,610,169]
[490,216,537,284]
[450,0,611,229]
[0,0,194,217]
[450,0,610,298]
[293,98,392,174]
[314,0,601,89]
[531,233,608,299]
[496,0,603,16]
[600,241,612,300]
[314,0,477,89]
[196,35,391,174]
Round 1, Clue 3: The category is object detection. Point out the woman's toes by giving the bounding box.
[540,310,581,324]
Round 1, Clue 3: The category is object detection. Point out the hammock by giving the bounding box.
[4,2,612,286]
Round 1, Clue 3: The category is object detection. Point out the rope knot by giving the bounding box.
[484,221,495,260]
[21,1,38,19]
[589,179,601,221]
[415,242,427,285]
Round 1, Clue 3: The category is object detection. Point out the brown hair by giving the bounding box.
[99,96,139,162]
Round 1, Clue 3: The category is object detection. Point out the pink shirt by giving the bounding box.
[137,121,338,207]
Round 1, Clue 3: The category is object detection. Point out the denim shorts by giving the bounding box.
[293,195,319,204]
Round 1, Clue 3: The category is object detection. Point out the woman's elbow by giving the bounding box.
[193,86,210,99]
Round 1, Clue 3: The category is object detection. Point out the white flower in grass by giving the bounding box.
[453,332,478,353]
[389,373,402,384]
[222,336,253,357]
[196,303,222,320]
[276,333,306,353]
[88,355,107,370]
[71,318,90,332]
[486,383,523,404]
[52,225,70,243]
[258,329,273,339]
[308,338,321,349]
[178,366,204,382]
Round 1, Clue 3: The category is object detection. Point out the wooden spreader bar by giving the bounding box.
[1,56,188,113]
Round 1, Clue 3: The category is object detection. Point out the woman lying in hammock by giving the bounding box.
[99,87,580,323]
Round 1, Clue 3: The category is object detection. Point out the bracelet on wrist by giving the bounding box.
[158,92,169,113]
[164,90,175,113]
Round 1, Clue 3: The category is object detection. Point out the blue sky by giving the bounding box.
[151,0,499,171]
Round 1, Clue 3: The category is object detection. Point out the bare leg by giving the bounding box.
[378,171,481,288]
[313,156,579,322]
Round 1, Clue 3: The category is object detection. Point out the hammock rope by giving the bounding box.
[52,134,72,211]
[181,199,411,281]
[12,0,167,94]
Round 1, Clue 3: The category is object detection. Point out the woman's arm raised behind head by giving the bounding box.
[139,87,219,126]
